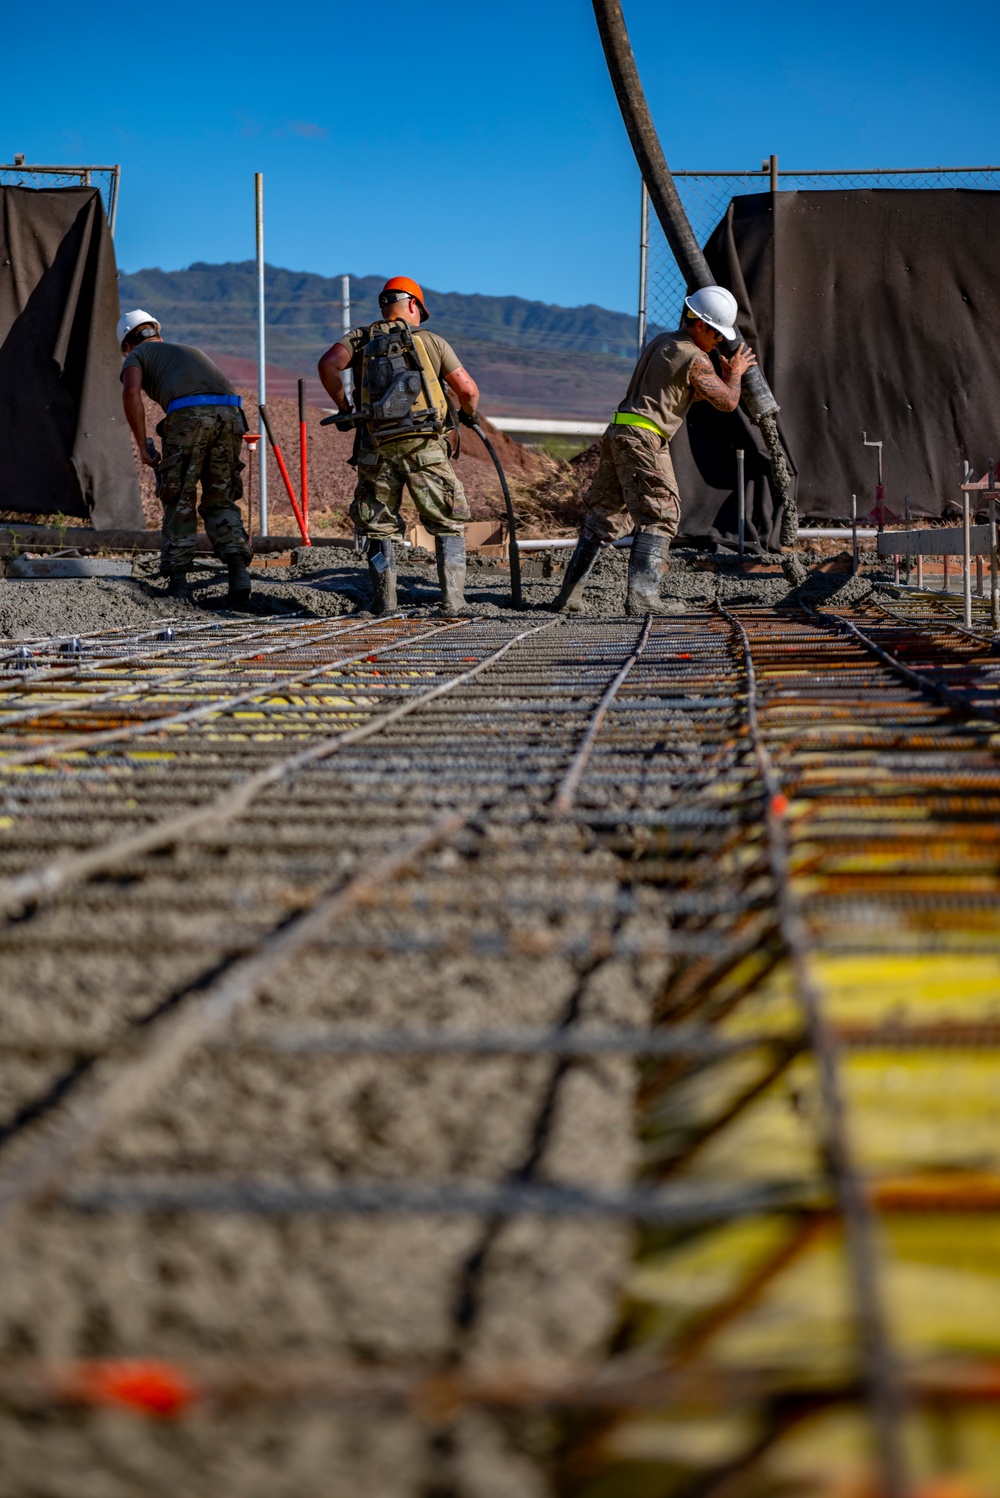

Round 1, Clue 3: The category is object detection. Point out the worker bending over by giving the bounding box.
[119,310,253,605]
[553,287,757,614]
[318,277,480,614]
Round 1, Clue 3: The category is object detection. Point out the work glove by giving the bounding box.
[458,409,480,429]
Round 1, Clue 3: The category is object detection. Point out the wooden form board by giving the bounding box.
[406,519,507,557]
[877,526,994,557]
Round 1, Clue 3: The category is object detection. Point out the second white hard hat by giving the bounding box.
[116,309,161,347]
[683,286,738,341]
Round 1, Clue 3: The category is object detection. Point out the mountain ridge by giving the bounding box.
[118,262,638,420]
[118,263,638,358]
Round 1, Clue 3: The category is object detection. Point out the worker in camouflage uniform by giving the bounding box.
[553,286,757,615]
[318,276,480,614]
[118,309,253,605]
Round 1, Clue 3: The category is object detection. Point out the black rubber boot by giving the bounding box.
[625,531,685,615]
[367,538,397,615]
[552,534,601,613]
[435,533,467,613]
[226,558,253,606]
[165,569,193,602]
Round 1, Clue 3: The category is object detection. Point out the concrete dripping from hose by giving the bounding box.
[757,412,799,546]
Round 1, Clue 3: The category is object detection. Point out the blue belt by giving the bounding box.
[165,393,242,414]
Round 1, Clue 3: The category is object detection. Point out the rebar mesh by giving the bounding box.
[642,166,1000,344]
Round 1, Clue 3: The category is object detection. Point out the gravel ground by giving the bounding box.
[0,545,891,641]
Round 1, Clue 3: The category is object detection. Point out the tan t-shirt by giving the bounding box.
[617,332,702,440]
[337,324,462,381]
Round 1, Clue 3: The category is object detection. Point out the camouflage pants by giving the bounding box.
[580,425,681,543]
[156,406,252,571]
[349,435,470,540]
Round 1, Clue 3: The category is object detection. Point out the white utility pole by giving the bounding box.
[255,172,268,535]
[341,274,352,402]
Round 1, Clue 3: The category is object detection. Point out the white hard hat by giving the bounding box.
[683,286,738,341]
[117,308,161,347]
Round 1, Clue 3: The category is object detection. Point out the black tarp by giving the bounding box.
[0,186,141,526]
[671,188,1000,549]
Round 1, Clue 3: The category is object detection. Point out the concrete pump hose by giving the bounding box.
[592,0,797,543]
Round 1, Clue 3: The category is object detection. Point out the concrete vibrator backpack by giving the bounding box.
[321,320,449,445]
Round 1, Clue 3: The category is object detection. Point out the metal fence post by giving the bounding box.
[255,172,268,537]
[341,274,352,403]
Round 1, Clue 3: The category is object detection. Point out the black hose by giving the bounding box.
[591,0,797,542]
[473,424,522,608]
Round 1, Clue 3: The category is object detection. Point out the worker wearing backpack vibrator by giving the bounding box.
[318,277,481,614]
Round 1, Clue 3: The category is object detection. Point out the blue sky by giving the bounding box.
[4,0,998,313]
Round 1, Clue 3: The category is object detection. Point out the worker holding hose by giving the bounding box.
[118,310,254,606]
[318,277,480,614]
[553,287,756,614]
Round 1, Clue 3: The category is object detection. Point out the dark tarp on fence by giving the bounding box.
[0,186,141,526]
[671,188,1000,550]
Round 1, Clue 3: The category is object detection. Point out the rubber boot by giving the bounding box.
[625,530,685,616]
[165,569,193,603]
[367,538,397,615]
[435,533,467,613]
[226,557,253,606]
[551,534,601,613]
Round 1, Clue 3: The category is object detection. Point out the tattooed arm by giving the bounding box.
[688,343,757,412]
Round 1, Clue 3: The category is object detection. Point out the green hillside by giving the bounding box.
[118,263,639,365]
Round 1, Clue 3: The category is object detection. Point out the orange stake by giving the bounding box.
[258,403,311,545]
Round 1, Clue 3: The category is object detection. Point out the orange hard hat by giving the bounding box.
[380,276,429,322]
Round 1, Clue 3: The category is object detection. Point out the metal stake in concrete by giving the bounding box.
[962,466,974,627]
[255,172,268,537]
[736,449,745,559]
[991,496,1000,631]
[903,497,911,585]
[851,495,858,575]
[863,432,885,531]
[963,491,973,626]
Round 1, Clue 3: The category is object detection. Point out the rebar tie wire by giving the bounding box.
[716,601,912,1498]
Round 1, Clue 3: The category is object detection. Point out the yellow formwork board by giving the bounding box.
[722,955,1000,1034]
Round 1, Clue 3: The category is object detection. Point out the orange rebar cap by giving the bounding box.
[380,276,429,322]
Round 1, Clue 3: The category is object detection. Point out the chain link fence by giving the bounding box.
[0,160,120,235]
[639,166,1000,348]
